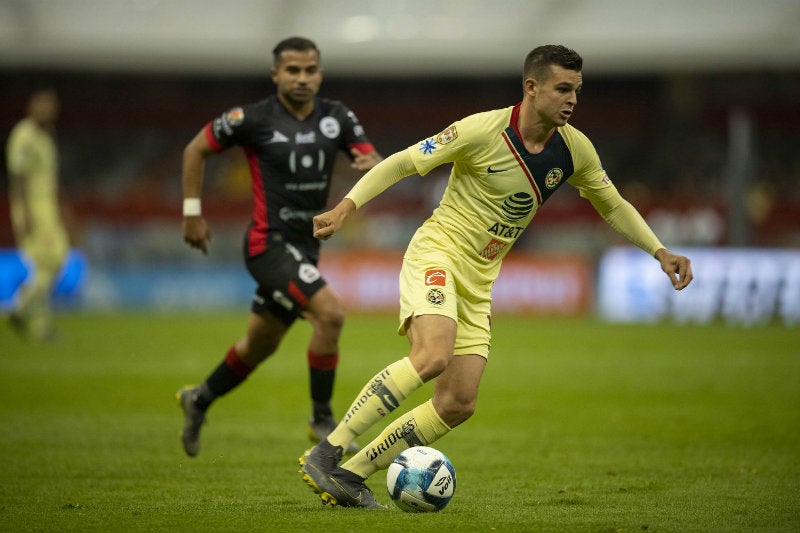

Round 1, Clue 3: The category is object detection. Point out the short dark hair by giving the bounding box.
[523,45,583,81]
[272,36,320,65]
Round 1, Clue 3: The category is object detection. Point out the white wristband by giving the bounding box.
[183,198,202,216]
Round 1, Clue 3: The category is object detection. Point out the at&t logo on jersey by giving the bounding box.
[480,191,534,260]
[501,192,534,221]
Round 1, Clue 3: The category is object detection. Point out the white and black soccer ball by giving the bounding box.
[386,446,456,512]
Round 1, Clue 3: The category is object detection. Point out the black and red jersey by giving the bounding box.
[204,95,375,261]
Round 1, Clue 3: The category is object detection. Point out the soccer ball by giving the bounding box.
[386,446,456,512]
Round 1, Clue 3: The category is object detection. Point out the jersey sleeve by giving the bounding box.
[345,151,416,209]
[336,103,375,156]
[206,105,252,152]
[407,117,475,176]
[563,125,620,208]
[564,125,663,255]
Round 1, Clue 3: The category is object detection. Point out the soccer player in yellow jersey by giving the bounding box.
[6,89,69,342]
[300,45,693,508]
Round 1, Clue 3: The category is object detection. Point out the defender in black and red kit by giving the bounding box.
[176,36,382,458]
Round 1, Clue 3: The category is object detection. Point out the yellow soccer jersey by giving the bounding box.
[6,118,62,235]
[406,104,616,283]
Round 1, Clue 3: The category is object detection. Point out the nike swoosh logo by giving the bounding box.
[487,166,509,174]
[382,394,398,410]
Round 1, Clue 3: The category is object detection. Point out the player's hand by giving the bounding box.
[655,248,693,290]
[350,148,383,171]
[312,211,337,240]
[183,216,212,255]
[313,198,356,240]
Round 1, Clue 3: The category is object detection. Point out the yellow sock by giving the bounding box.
[343,399,451,479]
[326,357,423,450]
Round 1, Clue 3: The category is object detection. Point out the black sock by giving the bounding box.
[308,351,338,422]
[310,367,335,421]
[195,346,254,410]
[312,399,334,422]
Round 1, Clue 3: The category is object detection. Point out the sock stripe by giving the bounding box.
[307,350,339,371]
[225,346,254,379]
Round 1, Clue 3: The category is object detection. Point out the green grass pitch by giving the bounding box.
[1,311,798,532]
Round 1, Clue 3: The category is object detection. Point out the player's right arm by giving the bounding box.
[181,127,216,254]
[312,150,417,240]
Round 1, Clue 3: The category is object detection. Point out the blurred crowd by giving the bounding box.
[2,69,799,265]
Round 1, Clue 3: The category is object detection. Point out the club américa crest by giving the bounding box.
[545,168,564,189]
[426,288,445,305]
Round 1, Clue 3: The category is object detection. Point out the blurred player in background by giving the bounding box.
[177,37,382,457]
[300,44,693,508]
[6,88,69,343]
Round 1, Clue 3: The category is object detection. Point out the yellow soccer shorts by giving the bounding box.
[397,256,492,359]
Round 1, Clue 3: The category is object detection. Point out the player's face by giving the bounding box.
[271,49,323,108]
[28,90,60,126]
[531,65,582,128]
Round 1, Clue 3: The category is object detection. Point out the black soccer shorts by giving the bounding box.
[245,241,327,326]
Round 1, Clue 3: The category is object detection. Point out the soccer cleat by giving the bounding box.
[8,312,29,338]
[307,416,361,454]
[176,386,206,457]
[299,444,385,509]
[299,439,344,481]
[307,468,386,509]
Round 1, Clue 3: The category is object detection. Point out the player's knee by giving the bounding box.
[410,351,451,382]
[436,396,476,428]
[309,304,345,339]
[321,305,345,332]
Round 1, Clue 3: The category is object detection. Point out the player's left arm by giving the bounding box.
[349,145,383,171]
[340,103,383,171]
[567,128,692,290]
[589,191,693,290]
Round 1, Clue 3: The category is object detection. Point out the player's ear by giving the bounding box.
[524,77,537,97]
